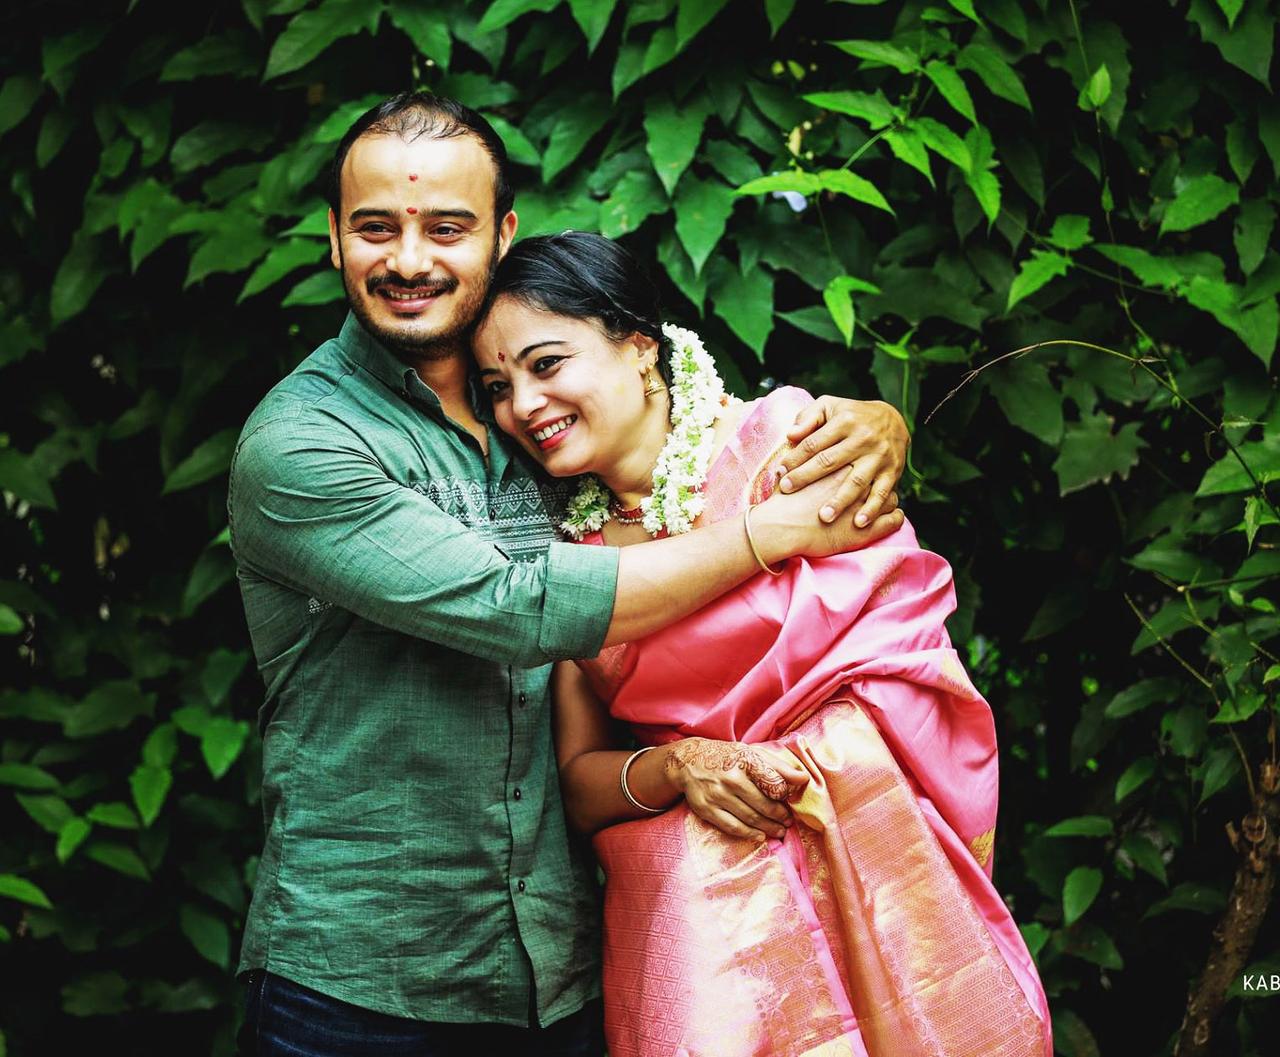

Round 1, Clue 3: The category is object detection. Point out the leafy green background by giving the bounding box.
[1,0,1278,1053]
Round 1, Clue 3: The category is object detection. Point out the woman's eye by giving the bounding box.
[532,355,564,373]
[486,381,509,399]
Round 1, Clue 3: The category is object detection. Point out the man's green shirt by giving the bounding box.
[229,314,619,1026]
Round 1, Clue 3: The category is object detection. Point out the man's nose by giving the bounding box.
[386,232,433,278]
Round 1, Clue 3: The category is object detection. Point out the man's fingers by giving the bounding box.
[816,458,879,524]
[853,479,899,528]
[776,423,861,491]
[852,507,905,546]
[785,399,830,443]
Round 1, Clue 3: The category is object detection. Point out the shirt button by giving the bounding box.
[489,507,497,520]
[517,879,526,893]
[517,692,527,708]
[513,787,522,800]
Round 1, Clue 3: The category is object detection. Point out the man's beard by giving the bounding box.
[340,240,499,362]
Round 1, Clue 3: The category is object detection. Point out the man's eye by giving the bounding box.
[360,224,393,235]
[434,226,464,238]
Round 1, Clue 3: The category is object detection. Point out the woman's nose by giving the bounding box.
[512,380,548,422]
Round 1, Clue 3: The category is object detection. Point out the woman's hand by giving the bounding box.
[779,396,910,527]
[663,738,809,841]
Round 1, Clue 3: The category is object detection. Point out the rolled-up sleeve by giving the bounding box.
[229,411,618,668]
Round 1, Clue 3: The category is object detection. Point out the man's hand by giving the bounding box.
[777,396,910,527]
[751,471,904,565]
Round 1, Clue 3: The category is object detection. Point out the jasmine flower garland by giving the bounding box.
[559,323,736,540]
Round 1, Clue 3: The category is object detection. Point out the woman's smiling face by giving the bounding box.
[473,296,656,478]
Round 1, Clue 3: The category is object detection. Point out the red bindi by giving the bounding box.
[408,173,418,181]
[498,351,506,362]
[406,206,418,215]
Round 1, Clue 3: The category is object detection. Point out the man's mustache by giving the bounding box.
[366,273,459,296]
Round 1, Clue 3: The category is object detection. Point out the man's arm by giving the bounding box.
[778,396,910,527]
[231,412,902,666]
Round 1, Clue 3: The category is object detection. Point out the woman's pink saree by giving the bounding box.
[576,388,1051,1057]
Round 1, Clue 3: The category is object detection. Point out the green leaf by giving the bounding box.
[568,0,618,52]
[1063,867,1103,925]
[263,0,382,80]
[1198,747,1240,805]
[644,93,711,196]
[16,793,73,834]
[1235,199,1275,276]
[186,230,272,288]
[63,680,154,739]
[62,973,129,1017]
[833,39,921,75]
[1226,119,1259,184]
[674,175,736,275]
[0,874,53,909]
[778,306,843,343]
[1052,1008,1101,1057]
[736,171,821,197]
[1217,0,1245,29]
[657,232,707,313]
[803,90,895,129]
[477,0,559,33]
[1144,883,1227,919]
[819,169,894,214]
[0,762,60,791]
[1093,244,1181,288]
[987,358,1063,445]
[0,604,22,635]
[541,94,610,182]
[1212,690,1267,724]
[0,449,57,509]
[1187,0,1274,86]
[823,275,880,347]
[1127,537,1206,582]
[162,429,239,495]
[239,239,326,302]
[1080,63,1111,110]
[1007,250,1070,311]
[611,39,646,99]
[1053,413,1145,496]
[957,43,1031,111]
[675,0,731,47]
[1023,583,1087,641]
[142,725,179,769]
[51,232,110,327]
[384,7,451,67]
[180,904,230,969]
[130,764,172,827]
[281,270,345,307]
[42,25,107,86]
[56,817,91,863]
[884,127,932,185]
[708,259,774,359]
[201,718,251,780]
[170,121,271,173]
[181,546,237,617]
[160,32,258,81]
[924,61,977,124]
[0,75,43,139]
[85,802,139,830]
[1045,816,1113,838]
[765,0,797,36]
[1115,756,1156,801]
[1120,834,1168,886]
[86,842,150,881]
[36,107,75,168]
[600,169,667,239]
[914,117,971,171]
[1104,678,1180,719]
[1047,214,1092,251]
[1160,173,1240,236]
[482,114,539,167]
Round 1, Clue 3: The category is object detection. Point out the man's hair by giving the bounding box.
[327,92,514,219]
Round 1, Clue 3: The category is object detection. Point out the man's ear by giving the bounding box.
[497,210,518,259]
[328,208,341,270]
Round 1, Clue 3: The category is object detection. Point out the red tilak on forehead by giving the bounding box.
[408,173,418,181]
[406,206,418,214]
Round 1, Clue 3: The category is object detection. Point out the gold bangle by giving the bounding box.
[620,747,665,814]
[743,505,785,576]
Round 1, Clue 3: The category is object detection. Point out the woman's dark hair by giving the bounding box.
[486,231,673,382]
[328,92,513,219]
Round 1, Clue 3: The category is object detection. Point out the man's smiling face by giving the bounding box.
[328,132,517,359]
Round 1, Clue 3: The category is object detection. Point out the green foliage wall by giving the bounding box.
[1,0,1277,1053]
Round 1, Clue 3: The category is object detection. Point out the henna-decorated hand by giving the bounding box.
[664,738,809,841]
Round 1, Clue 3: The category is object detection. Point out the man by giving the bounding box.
[230,92,909,1055]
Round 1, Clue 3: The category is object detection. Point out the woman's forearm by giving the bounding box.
[560,746,682,834]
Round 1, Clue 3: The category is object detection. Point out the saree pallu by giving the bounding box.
[577,388,1051,1057]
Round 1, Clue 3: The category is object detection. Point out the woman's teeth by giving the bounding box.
[532,416,577,442]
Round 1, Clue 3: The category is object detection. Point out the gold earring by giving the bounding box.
[643,367,666,397]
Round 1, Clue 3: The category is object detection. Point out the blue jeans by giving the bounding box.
[238,971,603,1057]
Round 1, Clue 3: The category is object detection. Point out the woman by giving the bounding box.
[473,232,1051,1057]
